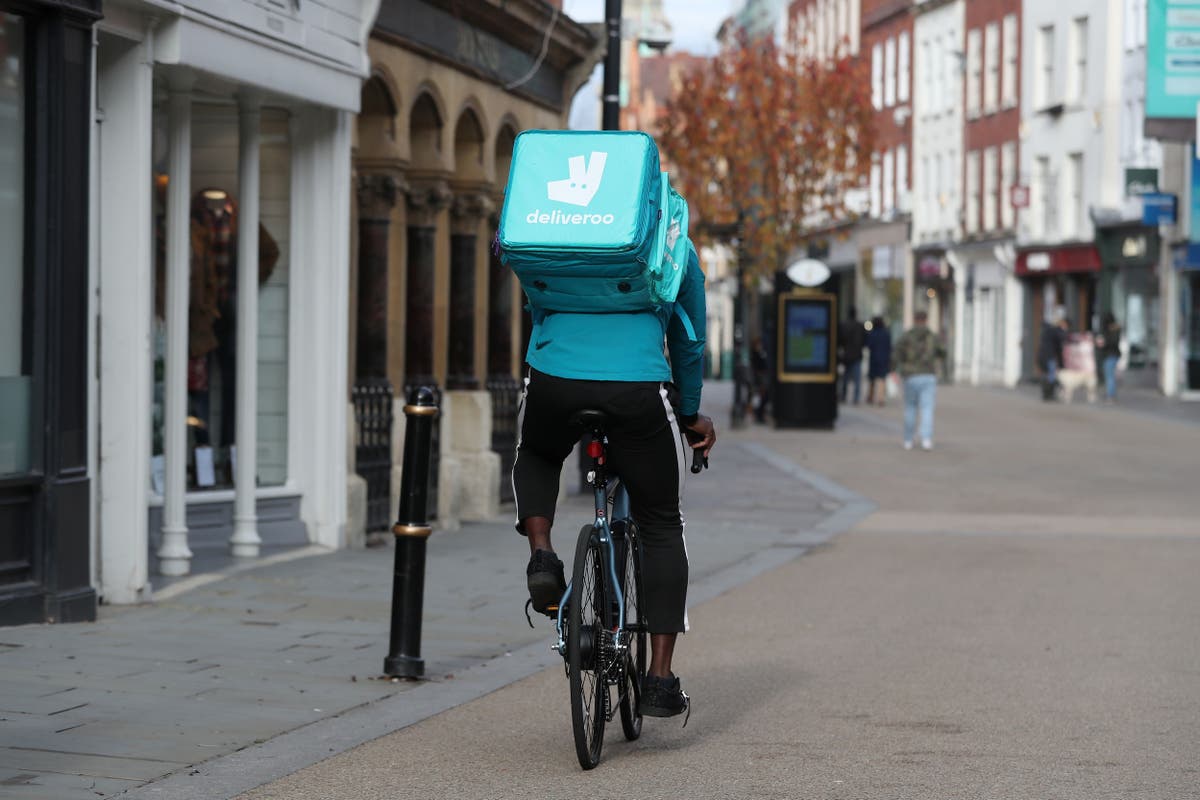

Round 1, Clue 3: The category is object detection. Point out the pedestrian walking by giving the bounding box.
[1096,312,1121,403]
[838,307,866,405]
[893,310,946,451]
[1037,309,1069,402]
[750,337,771,423]
[865,315,892,406]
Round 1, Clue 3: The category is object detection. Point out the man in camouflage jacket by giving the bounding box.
[893,310,946,451]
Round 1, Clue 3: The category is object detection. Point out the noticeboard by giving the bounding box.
[1147,0,1200,119]
[776,291,836,383]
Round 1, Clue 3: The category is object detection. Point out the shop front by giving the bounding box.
[0,0,100,625]
[1171,246,1200,395]
[854,219,910,337]
[1096,225,1162,385]
[93,0,376,602]
[948,240,1022,386]
[1016,244,1102,380]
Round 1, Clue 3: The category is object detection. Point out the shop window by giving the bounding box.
[151,105,292,492]
[0,14,30,477]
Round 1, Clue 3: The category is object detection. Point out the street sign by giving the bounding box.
[1142,192,1178,225]
[1010,184,1030,209]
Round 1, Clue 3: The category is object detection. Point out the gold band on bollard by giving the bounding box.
[393,524,433,538]
[403,404,439,417]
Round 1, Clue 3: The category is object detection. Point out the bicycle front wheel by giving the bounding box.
[568,524,607,770]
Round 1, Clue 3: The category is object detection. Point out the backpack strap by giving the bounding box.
[673,303,698,342]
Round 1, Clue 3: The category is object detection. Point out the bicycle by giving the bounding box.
[547,408,706,770]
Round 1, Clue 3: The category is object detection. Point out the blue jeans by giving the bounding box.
[841,360,862,404]
[903,374,937,444]
[1103,355,1118,399]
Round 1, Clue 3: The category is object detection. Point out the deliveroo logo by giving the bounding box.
[548,152,607,206]
[526,151,617,226]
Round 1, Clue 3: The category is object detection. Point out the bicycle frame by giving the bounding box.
[553,433,629,656]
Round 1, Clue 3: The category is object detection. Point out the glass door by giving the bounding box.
[0,13,32,478]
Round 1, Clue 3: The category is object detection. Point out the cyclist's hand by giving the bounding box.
[684,414,716,458]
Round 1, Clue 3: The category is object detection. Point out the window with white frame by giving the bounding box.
[984,23,1000,112]
[883,149,895,213]
[897,144,909,209]
[983,147,998,231]
[870,157,882,218]
[1036,155,1054,238]
[1001,141,1017,229]
[1037,25,1056,108]
[1126,0,1147,50]
[921,155,931,220]
[872,42,883,109]
[946,148,957,231]
[934,35,946,114]
[1069,17,1088,103]
[966,29,982,117]
[885,36,897,107]
[898,32,911,103]
[1002,14,1018,108]
[1067,152,1084,237]
[921,40,933,116]
[965,150,980,234]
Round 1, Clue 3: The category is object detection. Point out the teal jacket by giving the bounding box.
[525,249,708,417]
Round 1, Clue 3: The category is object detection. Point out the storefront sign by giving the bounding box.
[1015,245,1102,277]
[1125,168,1160,196]
[1147,0,1200,119]
[1142,192,1178,224]
[917,255,942,278]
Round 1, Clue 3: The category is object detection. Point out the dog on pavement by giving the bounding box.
[1056,368,1097,404]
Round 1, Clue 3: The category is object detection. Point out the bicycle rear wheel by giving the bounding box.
[618,523,646,741]
[568,524,607,770]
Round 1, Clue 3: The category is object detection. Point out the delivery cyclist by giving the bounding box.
[512,243,715,719]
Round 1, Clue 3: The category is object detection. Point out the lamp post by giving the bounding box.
[602,0,622,130]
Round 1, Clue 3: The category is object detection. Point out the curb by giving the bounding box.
[116,440,875,800]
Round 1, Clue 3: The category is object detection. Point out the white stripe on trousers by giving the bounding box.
[511,373,531,528]
[657,383,691,633]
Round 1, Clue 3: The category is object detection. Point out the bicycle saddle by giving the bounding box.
[570,409,608,432]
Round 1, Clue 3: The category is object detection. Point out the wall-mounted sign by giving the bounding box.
[1125,168,1160,196]
[1142,192,1178,224]
[786,258,832,287]
[1025,252,1051,272]
[1147,0,1200,119]
[1010,185,1031,209]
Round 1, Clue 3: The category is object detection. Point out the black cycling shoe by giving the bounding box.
[526,549,566,616]
[640,673,691,724]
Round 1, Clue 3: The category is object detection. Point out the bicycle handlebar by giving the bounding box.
[684,430,709,474]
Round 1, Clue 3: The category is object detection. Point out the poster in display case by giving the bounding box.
[776,291,837,383]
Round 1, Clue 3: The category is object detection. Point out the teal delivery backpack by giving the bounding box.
[498,130,689,314]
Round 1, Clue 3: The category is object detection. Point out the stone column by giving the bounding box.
[158,79,193,577]
[355,174,400,379]
[230,90,262,559]
[486,206,514,381]
[447,191,493,389]
[404,179,452,389]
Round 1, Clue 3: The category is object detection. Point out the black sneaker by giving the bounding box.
[640,673,690,723]
[526,549,566,616]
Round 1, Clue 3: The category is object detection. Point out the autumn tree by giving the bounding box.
[659,32,877,279]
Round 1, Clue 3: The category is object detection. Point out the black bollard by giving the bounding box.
[384,385,439,678]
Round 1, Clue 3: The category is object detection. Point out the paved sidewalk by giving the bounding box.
[0,384,858,799]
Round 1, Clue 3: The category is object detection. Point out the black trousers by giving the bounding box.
[513,369,690,634]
